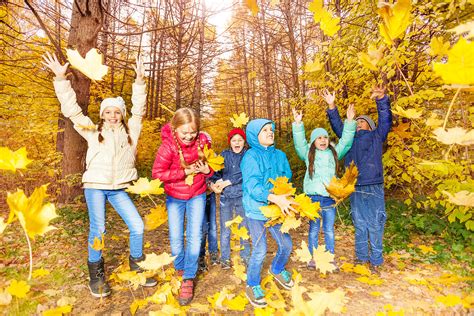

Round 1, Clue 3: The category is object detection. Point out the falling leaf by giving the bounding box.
[137,252,175,270]
[230,225,250,240]
[392,105,423,119]
[358,44,385,71]
[433,37,474,85]
[309,0,340,37]
[269,177,296,195]
[418,245,436,255]
[32,268,50,279]
[185,174,194,186]
[203,145,224,171]
[0,289,12,306]
[42,305,72,316]
[0,217,7,234]
[304,56,323,73]
[294,240,313,264]
[89,234,105,251]
[145,205,168,231]
[448,21,474,40]
[225,215,243,227]
[442,190,474,207]
[7,185,58,240]
[429,37,450,57]
[244,0,259,16]
[433,127,474,145]
[325,162,358,204]
[392,122,412,139]
[232,255,247,282]
[436,294,462,307]
[126,177,164,197]
[312,245,337,275]
[0,147,32,173]
[280,215,301,233]
[293,193,320,221]
[66,48,108,81]
[230,112,250,128]
[7,280,30,298]
[377,0,412,45]
[425,113,444,128]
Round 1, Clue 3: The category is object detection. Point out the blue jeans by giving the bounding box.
[166,193,206,279]
[308,195,336,254]
[219,196,251,262]
[246,218,292,287]
[84,188,144,263]
[350,184,386,266]
[200,193,218,257]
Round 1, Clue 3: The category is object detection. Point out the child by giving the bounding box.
[210,128,251,269]
[152,107,213,306]
[42,53,156,298]
[241,119,297,308]
[324,86,392,274]
[292,105,355,269]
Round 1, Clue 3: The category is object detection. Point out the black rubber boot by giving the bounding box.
[87,258,111,298]
[129,255,158,287]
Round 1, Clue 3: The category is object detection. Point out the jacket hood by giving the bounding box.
[246,119,275,150]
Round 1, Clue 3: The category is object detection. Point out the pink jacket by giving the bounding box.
[152,123,213,200]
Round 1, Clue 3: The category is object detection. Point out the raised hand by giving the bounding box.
[346,104,355,121]
[320,89,335,109]
[292,108,303,124]
[132,56,145,83]
[370,85,386,100]
[42,52,69,79]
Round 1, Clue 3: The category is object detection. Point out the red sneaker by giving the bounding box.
[178,279,194,306]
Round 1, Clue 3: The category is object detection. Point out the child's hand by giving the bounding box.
[133,56,145,83]
[194,160,210,175]
[292,108,303,124]
[346,104,355,121]
[42,52,69,79]
[210,182,222,194]
[184,165,195,175]
[268,194,298,216]
[370,85,386,100]
[321,89,335,109]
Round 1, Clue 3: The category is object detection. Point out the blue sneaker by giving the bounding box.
[269,269,294,290]
[245,285,267,308]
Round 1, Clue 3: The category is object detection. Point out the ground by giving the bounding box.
[0,198,472,315]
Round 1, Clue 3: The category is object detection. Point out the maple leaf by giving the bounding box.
[117,271,146,290]
[392,122,411,139]
[340,262,354,273]
[418,245,436,255]
[129,298,148,315]
[137,252,175,270]
[307,288,348,313]
[0,147,32,173]
[325,162,358,204]
[356,275,384,285]
[425,113,444,128]
[319,9,340,37]
[144,205,168,231]
[244,0,259,16]
[429,36,450,57]
[432,127,474,145]
[312,246,337,275]
[230,112,250,128]
[185,174,194,186]
[294,240,313,264]
[7,280,30,298]
[353,264,371,276]
[89,234,105,251]
[203,144,224,171]
[433,37,474,85]
[43,305,73,316]
[304,56,323,73]
[294,193,321,221]
[442,190,474,207]
[6,185,58,240]
[126,177,164,197]
[448,21,474,40]
[392,105,423,119]
[66,48,108,81]
[0,217,7,234]
[308,0,322,14]
[225,215,243,227]
[230,225,250,240]
[260,204,283,220]
[280,215,301,233]
[377,0,412,45]
[358,44,385,71]
[269,177,296,195]
[32,268,50,279]
[232,255,247,282]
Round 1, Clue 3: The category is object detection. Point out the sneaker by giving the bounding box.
[210,252,219,266]
[221,259,232,270]
[369,264,381,276]
[269,269,294,290]
[354,258,368,265]
[198,256,207,272]
[307,259,316,270]
[178,279,194,306]
[245,285,267,308]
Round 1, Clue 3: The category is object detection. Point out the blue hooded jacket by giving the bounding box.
[326,95,392,186]
[211,148,247,198]
[241,119,292,220]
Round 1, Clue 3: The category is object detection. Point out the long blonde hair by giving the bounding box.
[170,107,205,168]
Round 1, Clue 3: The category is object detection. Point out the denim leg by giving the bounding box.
[183,193,206,279]
[246,218,267,287]
[219,196,234,261]
[308,218,321,255]
[200,198,209,258]
[321,207,336,254]
[350,189,370,262]
[234,199,251,262]
[268,224,292,274]
[207,193,218,254]
[166,196,186,270]
[84,189,107,262]
[366,184,386,266]
[107,190,144,259]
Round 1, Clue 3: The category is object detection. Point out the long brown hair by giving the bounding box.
[308,142,338,179]
[98,119,132,145]
[170,107,205,168]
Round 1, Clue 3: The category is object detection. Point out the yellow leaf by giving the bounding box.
[230,225,250,240]
[244,0,259,16]
[304,55,323,73]
[7,280,30,298]
[232,255,247,282]
[353,264,371,276]
[433,38,474,85]
[6,185,58,240]
[340,262,354,273]
[66,48,108,81]
[225,293,248,311]
[0,289,12,306]
[126,177,164,197]
[425,113,444,128]
[294,240,313,264]
[358,44,385,71]
[260,204,282,220]
[144,241,151,248]
[269,177,296,195]
[433,127,474,145]
[145,205,168,231]
[370,291,382,297]
[117,271,146,290]
[230,112,250,128]
[89,234,105,251]
[448,21,474,40]
[319,9,340,37]
[308,0,323,14]
[42,305,72,316]
[442,190,474,207]
[392,105,423,119]
[429,36,450,56]
[203,145,225,171]
[185,174,194,186]
[312,245,337,275]
[32,268,50,279]
[248,71,257,80]
[0,217,7,234]
[129,298,148,315]
[377,0,412,45]
[392,122,412,139]
[0,147,32,173]
[418,245,436,255]
[436,294,462,307]
[325,162,358,204]
[280,215,301,233]
[306,288,347,313]
[137,252,175,270]
[294,193,321,221]
[225,215,243,227]
[254,306,276,316]
[356,276,384,285]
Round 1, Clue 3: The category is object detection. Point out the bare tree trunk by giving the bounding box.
[190,1,205,115]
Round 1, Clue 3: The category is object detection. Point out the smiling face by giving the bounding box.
[314,136,329,150]
[356,118,371,132]
[175,122,198,144]
[258,123,274,147]
[101,106,123,126]
[230,134,245,153]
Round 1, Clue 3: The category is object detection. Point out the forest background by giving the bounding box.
[0,0,473,315]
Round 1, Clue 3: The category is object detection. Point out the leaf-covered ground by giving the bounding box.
[1,199,472,315]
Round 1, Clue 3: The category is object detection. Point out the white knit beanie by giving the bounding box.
[99,97,126,118]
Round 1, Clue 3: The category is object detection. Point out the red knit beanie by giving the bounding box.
[228,128,246,144]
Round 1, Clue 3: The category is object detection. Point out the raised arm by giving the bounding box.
[334,104,356,159]
[291,108,309,161]
[322,89,343,138]
[371,86,392,141]
[128,57,147,144]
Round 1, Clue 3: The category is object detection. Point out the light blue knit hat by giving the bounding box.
[310,128,329,143]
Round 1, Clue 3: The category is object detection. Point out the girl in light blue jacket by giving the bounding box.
[292,105,355,269]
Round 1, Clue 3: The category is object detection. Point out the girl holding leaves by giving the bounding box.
[42,53,156,298]
[292,102,356,269]
[151,107,213,306]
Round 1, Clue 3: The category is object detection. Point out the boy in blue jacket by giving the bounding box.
[241,119,297,308]
[323,85,392,274]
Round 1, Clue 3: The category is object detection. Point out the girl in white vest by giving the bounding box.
[42,52,156,298]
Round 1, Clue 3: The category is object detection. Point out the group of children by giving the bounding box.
[43,53,392,307]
